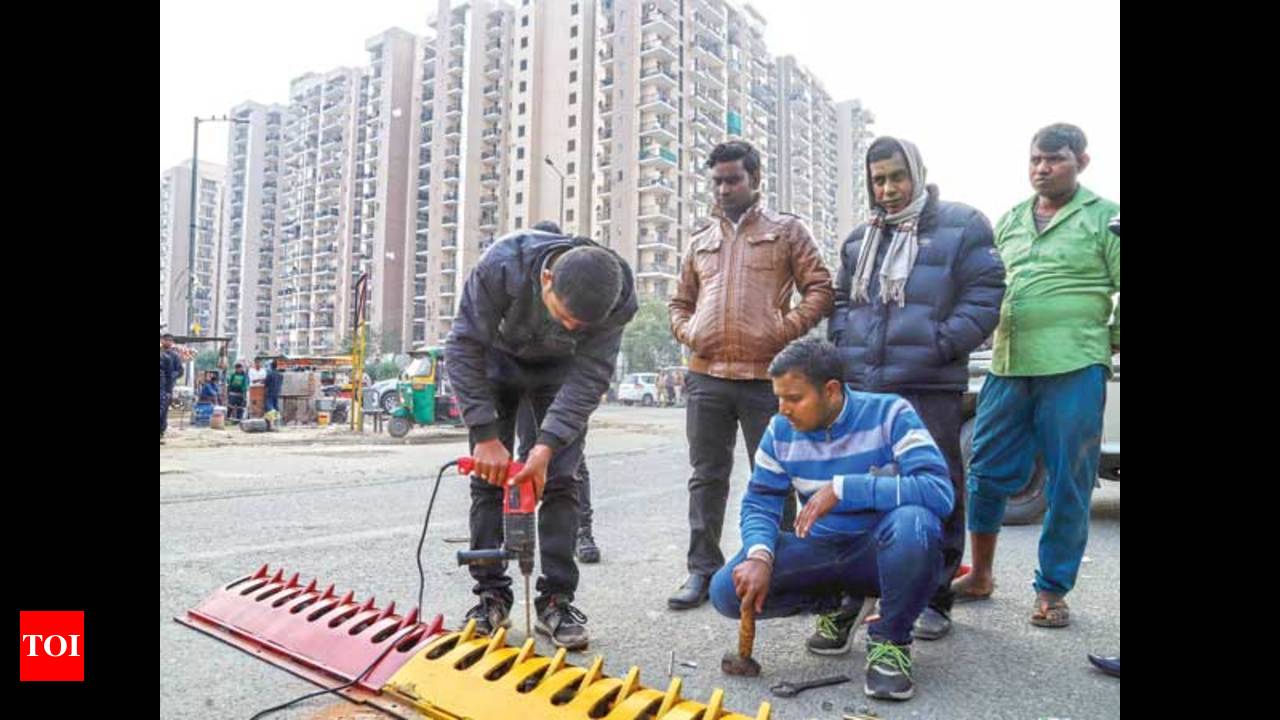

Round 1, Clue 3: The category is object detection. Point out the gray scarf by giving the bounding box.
[851,138,930,307]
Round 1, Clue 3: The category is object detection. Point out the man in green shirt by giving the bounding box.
[951,124,1118,629]
[227,362,249,423]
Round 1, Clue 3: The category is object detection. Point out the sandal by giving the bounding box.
[951,575,995,604]
[1030,597,1070,628]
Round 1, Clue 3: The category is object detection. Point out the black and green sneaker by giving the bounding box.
[864,637,914,700]
[805,597,866,655]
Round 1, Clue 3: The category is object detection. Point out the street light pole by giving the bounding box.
[544,156,565,229]
[186,114,251,338]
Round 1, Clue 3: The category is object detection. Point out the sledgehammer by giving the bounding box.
[721,604,761,676]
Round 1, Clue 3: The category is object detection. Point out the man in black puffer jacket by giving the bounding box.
[822,137,1005,648]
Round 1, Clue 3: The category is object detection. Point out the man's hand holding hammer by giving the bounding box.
[732,552,773,614]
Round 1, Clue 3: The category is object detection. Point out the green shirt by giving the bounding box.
[228,372,249,393]
[991,185,1119,377]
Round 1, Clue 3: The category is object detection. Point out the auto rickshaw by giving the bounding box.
[387,347,461,437]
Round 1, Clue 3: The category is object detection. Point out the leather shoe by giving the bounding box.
[1087,654,1120,678]
[667,574,710,610]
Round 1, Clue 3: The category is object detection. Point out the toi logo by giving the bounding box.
[19,611,84,682]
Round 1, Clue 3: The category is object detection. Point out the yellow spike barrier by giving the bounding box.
[380,626,771,720]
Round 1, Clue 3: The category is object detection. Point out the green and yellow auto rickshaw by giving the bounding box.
[386,348,462,438]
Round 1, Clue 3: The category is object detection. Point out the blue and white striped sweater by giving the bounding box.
[741,386,955,559]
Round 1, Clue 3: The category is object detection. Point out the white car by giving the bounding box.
[617,373,659,406]
[960,350,1120,525]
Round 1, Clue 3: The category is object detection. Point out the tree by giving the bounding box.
[371,359,401,381]
[620,298,682,373]
[195,349,221,373]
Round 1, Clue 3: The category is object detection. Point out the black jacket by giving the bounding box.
[831,189,1005,392]
[446,232,638,451]
[160,349,184,393]
[264,369,284,398]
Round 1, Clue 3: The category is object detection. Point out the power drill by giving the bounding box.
[454,457,537,637]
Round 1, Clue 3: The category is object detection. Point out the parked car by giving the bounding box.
[960,350,1120,525]
[369,377,402,413]
[617,373,659,406]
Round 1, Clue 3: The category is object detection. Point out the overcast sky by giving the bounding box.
[160,0,1119,220]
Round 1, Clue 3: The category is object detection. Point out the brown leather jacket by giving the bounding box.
[669,198,834,380]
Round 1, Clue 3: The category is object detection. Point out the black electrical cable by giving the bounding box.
[247,460,459,720]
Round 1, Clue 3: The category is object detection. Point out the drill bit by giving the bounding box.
[524,575,532,639]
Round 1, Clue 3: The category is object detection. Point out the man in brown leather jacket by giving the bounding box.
[666,140,834,609]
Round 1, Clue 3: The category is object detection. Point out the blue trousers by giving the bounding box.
[967,365,1106,596]
[710,506,942,645]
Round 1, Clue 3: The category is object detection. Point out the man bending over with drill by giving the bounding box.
[446,228,637,650]
[710,338,953,700]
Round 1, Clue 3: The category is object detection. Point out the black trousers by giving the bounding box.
[897,391,966,615]
[468,352,586,603]
[684,371,797,577]
[517,402,593,532]
[160,389,171,435]
[227,391,246,420]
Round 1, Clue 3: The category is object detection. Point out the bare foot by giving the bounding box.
[951,572,995,601]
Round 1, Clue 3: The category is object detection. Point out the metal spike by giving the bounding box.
[658,677,683,717]
[582,656,604,687]
[486,627,508,655]
[705,688,725,720]
[619,666,641,701]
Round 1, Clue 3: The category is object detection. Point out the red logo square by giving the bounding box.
[19,611,84,682]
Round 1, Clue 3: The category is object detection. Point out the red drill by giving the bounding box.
[454,457,537,637]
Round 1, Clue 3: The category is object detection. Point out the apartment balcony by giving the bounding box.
[485,61,502,78]
[598,125,613,143]
[448,58,464,75]
[640,66,678,90]
[601,19,616,38]
[483,83,500,97]
[641,9,678,38]
[637,204,679,224]
[638,263,679,278]
[598,98,614,115]
[442,191,460,206]
[695,90,725,115]
[601,75,614,89]
[639,120,677,143]
[481,172,500,187]
[480,150,499,166]
[486,39,502,56]
[639,146,679,167]
[448,80,464,95]
[694,35,726,66]
[483,104,502,119]
[444,145,461,161]
[639,175,676,197]
[445,123,462,139]
[443,169,460,184]
[441,215,459,227]
[440,233,458,248]
[694,61,725,86]
[640,39,677,63]
[446,103,463,117]
[479,215,498,230]
[597,153,612,169]
[637,234,678,251]
[599,46,614,66]
[637,93,677,116]
[597,181,612,198]
[479,194,499,208]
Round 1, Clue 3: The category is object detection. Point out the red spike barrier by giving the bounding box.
[175,565,446,699]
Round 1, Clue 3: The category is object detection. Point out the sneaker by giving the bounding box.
[535,595,589,650]
[913,606,952,641]
[463,592,512,637]
[805,597,864,656]
[575,529,601,564]
[864,637,914,701]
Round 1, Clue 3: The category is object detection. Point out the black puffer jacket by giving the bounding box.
[830,189,1005,392]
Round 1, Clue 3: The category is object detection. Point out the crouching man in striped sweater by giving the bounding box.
[709,338,954,701]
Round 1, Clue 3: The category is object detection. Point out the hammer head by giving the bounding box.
[720,651,761,677]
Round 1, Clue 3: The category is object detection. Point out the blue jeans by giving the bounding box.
[967,365,1106,596]
[710,506,942,645]
[265,395,280,413]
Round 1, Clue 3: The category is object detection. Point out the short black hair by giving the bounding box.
[705,140,762,180]
[532,220,562,234]
[162,333,175,341]
[1032,123,1087,156]
[768,338,844,390]
[867,136,905,164]
[552,246,623,325]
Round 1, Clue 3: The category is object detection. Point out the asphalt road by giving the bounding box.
[160,404,1120,720]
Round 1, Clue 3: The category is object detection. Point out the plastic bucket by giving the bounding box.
[317,411,331,427]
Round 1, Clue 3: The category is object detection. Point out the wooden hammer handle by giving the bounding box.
[738,605,756,659]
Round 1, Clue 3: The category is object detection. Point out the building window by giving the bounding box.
[568,139,576,152]
[571,26,578,38]
[517,169,524,181]
[569,92,577,105]
[567,162,576,175]
[568,115,576,127]
[567,185,576,198]
[521,37,528,48]
[570,48,578,60]
[570,70,578,83]
[518,147,525,159]
[567,209,575,222]
[516,192,524,204]
[519,80,527,92]
[518,125,526,137]
[572,3,579,15]
[520,59,528,71]
[519,102,526,115]
[522,15,529,27]
[516,216,523,227]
